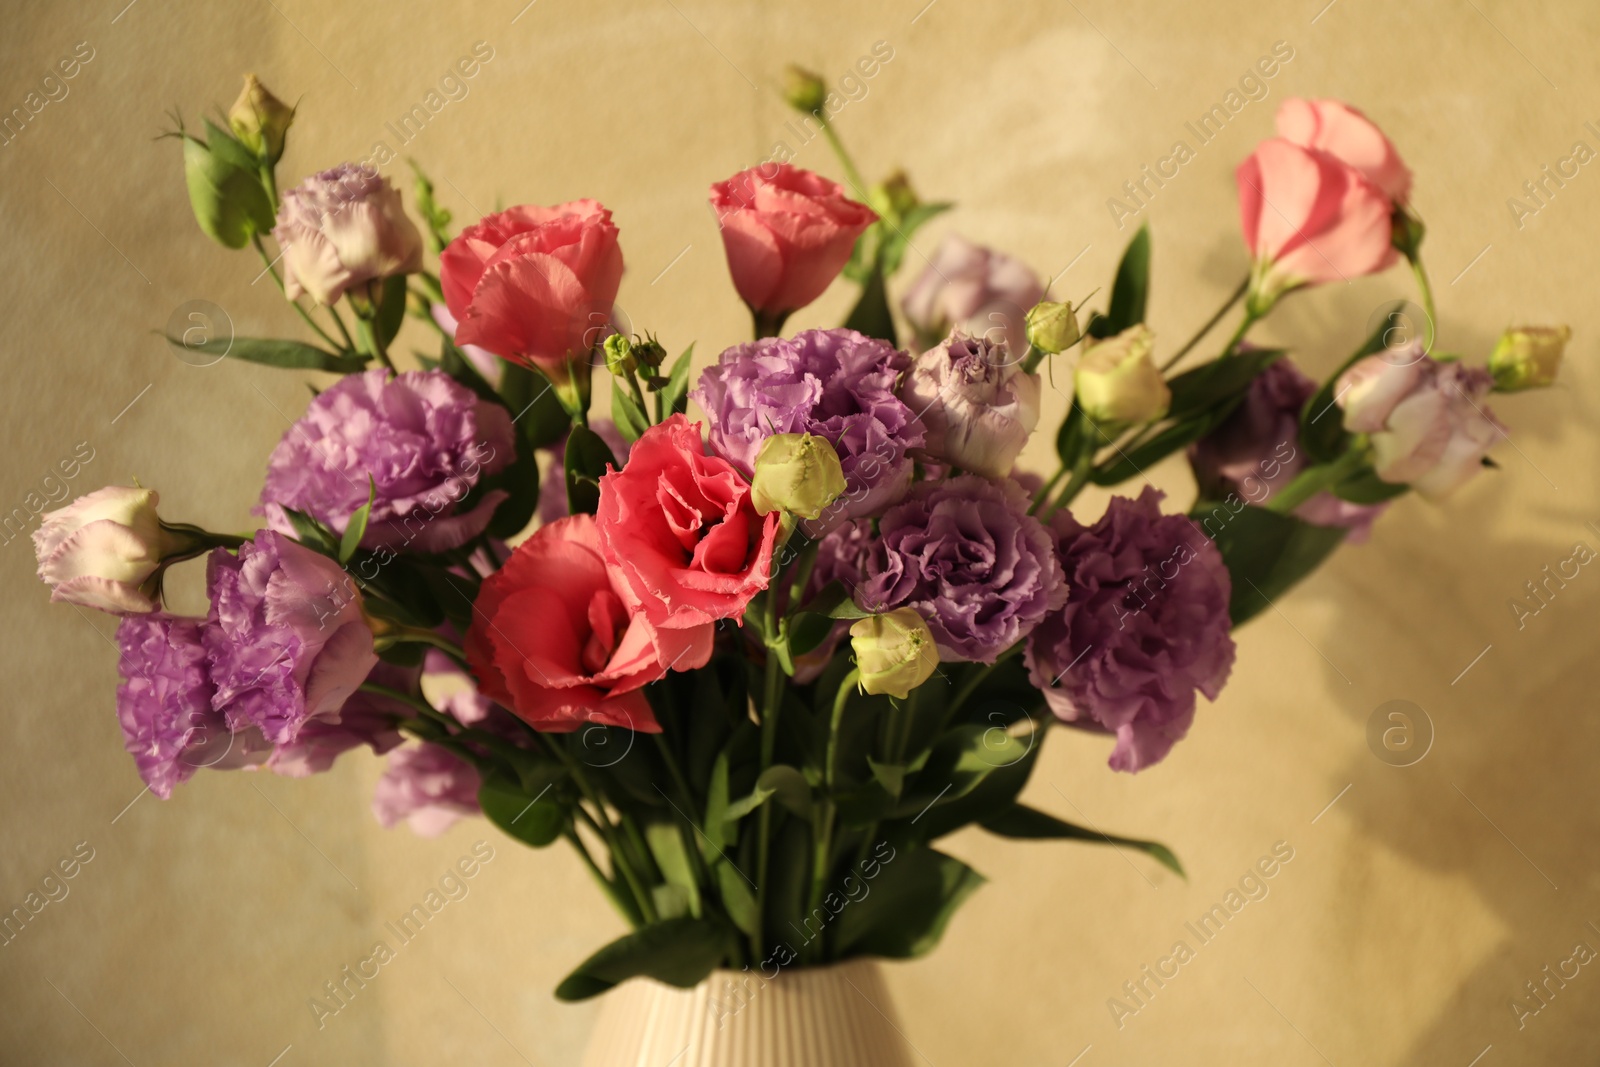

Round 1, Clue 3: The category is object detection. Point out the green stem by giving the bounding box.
[359,681,443,723]
[1266,445,1369,513]
[753,590,784,959]
[946,645,1023,723]
[825,669,860,793]
[565,828,640,926]
[1020,343,1043,375]
[1028,466,1067,515]
[818,121,870,202]
[1160,275,1249,371]
[556,745,659,924]
[328,305,358,352]
[381,628,466,660]
[1044,446,1095,519]
[1410,256,1438,354]
[355,312,398,373]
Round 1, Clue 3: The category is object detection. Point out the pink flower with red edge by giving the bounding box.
[465,514,670,734]
[709,164,877,325]
[1236,99,1410,311]
[596,415,780,663]
[439,200,624,382]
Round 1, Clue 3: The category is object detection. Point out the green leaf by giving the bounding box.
[645,820,703,919]
[1301,304,1403,463]
[279,507,338,554]
[981,803,1185,878]
[1192,500,1347,625]
[182,127,274,249]
[703,750,736,849]
[787,611,839,660]
[715,862,759,937]
[337,477,375,563]
[477,768,565,848]
[611,385,651,443]
[843,266,898,346]
[657,344,695,419]
[1086,223,1150,340]
[878,202,954,277]
[554,917,733,1001]
[164,334,369,374]
[796,580,873,620]
[1165,348,1286,421]
[374,274,409,348]
[724,765,811,823]
[833,845,985,960]
[501,363,569,449]
[564,424,617,516]
[891,723,1032,819]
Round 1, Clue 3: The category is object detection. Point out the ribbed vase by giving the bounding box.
[580,959,916,1067]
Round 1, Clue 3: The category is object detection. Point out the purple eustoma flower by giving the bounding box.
[205,530,378,747]
[115,614,267,798]
[692,328,925,533]
[372,743,482,837]
[1025,488,1236,773]
[259,368,515,555]
[851,475,1064,663]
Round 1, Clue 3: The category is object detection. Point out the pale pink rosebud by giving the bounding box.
[273,163,423,306]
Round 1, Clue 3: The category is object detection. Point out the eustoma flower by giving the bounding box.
[439,200,624,384]
[902,332,1040,479]
[258,368,514,554]
[1236,100,1406,312]
[33,486,169,614]
[372,744,481,837]
[709,164,877,329]
[273,163,423,306]
[1336,346,1507,500]
[847,475,1064,663]
[901,234,1044,353]
[204,531,378,747]
[115,614,266,798]
[595,415,780,655]
[1026,488,1235,772]
[693,328,924,533]
[1189,357,1388,539]
[467,514,675,733]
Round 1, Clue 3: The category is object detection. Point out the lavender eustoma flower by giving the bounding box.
[259,368,514,554]
[853,475,1064,663]
[1188,356,1386,540]
[372,743,482,837]
[692,328,925,532]
[1025,488,1236,773]
[901,332,1041,480]
[205,530,378,747]
[115,614,267,798]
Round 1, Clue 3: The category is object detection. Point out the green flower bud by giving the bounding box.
[632,334,667,372]
[750,433,846,520]
[782,65,828,115]
[1074,324,1170,427]
[850,608,939,700]
[603,333,636,376]
[181,120,276,250]
[1489,325,1570,391]
[228,73,295,164]
[1025,301,1080,355]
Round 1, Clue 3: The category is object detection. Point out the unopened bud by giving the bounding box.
[850,608,939,699]
[1074,324,1170,427]
[1025,301,1080,355]
[603,333,636,376]
[1489,325,1569,391]
[228,73,295,164]
[782,65,828,115]
[750,433,846,520]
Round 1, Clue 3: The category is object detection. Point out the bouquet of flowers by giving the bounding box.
[34,70,1567,1002]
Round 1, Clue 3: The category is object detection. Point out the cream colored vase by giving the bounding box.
[580,959,917,1067]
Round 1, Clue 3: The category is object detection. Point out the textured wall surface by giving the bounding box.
[1,1,1596,1064]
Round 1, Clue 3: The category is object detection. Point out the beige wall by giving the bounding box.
[3,0,1597,1063]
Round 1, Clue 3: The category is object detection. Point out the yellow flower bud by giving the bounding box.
[1025,301,1080,355]
[850,609,939,700]
[750,433,846,520]
[1489,325,1570,391]
[228,73,295,164]
[782,65,828,115]
[1074,324,1170,427]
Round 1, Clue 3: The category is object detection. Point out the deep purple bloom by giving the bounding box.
[692,328,925,533]
[205,531,378,747]
[372,743,482,836]
[259,368,515,555]
[853,475,1064,663]
[115,615,267,798]
[1025,488,1236,773]
[1188,357,1386,541]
